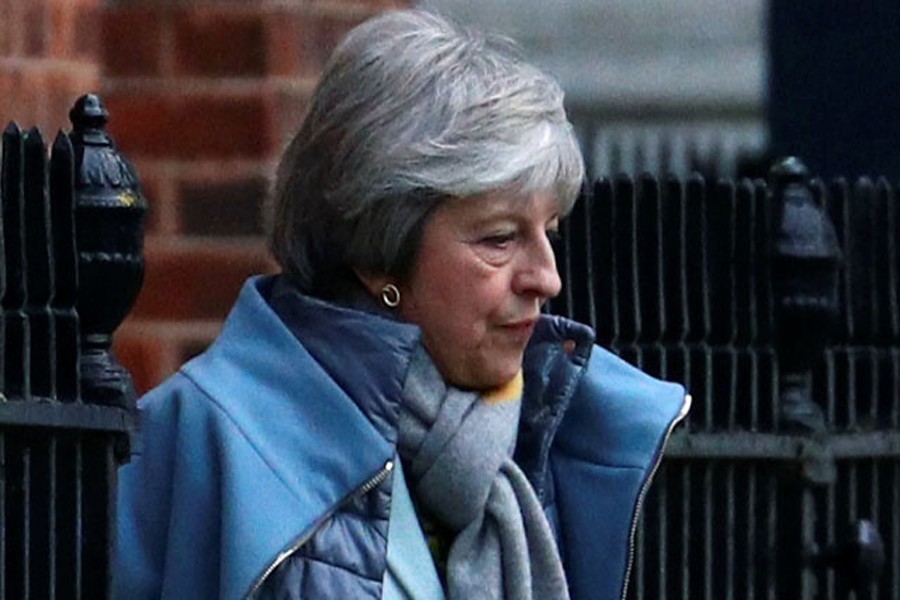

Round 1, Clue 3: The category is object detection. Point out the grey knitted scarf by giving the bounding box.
[397,346,570,600]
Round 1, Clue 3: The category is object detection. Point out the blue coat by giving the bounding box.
[114,276,688,599]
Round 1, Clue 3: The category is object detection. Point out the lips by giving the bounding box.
[500,318,538,335]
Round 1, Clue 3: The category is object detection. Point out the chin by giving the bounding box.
[464,362,523,392]
[434,348,524,391]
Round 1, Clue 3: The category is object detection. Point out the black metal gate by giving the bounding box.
[0,95,145,599]
[552,159,899,599]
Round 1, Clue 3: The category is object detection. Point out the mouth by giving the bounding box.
[500,318,538,334]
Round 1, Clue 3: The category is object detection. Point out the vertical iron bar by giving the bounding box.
[617,175,640,347]
[828,179,852,341]
[22,444,30,599]
[2,123,30,399]
[892,462,898,600]
[23,128,56,400]
[580,180,595,330]
[863,179,880,341]
[767,472,777,600]
[0,436,4,600]
[593,178,617,346]
[685,175,710,345]
[726,464,735,600]
[771,352,781,432]
[801,488,816,599]
[49,437,57,600]
[826,350,837,428]
[875,179,896,342]
[708,180,737,347]
[892,349,900,430]
[636,174,664,344]
[75,439,82,600]
[728,350,738,430]
[662,176,688,346]
[848,351,858,429]
[826,468,836,600]
[747,465,756,600]
[850,178,875,342]
[735,179,757,346]
[658,471,667,600]
[704,346,714,431]
[869,349,878,426]
[892,181,900,343]
[682,465,691,599]
[755,179,774,345]
[869,459,878,600]
[750,350,760,432]
[29,436,49,600]
[704,464,712,600]
[55,435,80,600]
[0,126,5,392]
[49,132,78,403]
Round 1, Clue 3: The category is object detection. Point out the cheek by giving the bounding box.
[404,278,496,350]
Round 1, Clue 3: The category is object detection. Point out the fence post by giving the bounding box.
[0,94,144,598]
[69,94,147,413]
[769,157,841,436]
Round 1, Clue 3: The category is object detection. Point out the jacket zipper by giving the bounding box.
[619,394,692,600]
[244,459,395,599]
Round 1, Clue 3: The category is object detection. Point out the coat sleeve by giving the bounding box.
[114,374,225,599]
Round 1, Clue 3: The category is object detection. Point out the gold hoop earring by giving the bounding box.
[381,283,401,308]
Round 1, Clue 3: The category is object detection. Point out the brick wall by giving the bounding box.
[100,0,411,393]
[0,0,100,136]
[3,0,410,395]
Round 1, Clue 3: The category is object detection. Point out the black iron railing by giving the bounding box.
[552,159,899,599]
[0,95,145,599]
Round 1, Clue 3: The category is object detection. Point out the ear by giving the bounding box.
[353,268,392,298]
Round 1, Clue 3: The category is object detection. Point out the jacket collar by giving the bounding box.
[181,275,421,597]
[517,314,595,501]
[268,275,421,443]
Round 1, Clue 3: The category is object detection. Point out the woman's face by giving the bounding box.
[398,189,562,390]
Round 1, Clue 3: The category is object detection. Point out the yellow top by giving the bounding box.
[482,370,524,404]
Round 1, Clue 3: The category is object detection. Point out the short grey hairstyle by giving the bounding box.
[268,9,584,297]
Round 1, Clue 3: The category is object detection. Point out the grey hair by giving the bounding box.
[268,9,584,296]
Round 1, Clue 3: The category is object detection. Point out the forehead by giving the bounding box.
[440,189,562,223]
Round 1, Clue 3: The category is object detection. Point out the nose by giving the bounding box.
[512,233,562,300]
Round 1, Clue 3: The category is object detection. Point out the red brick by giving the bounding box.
[48,1,73,58]
[24,0,49,57]
[132,169,164,234]
[72,2,100,61]
[179,176,267,236]
[266,12,366,77]
[3,0,26,56]
[0,65,45,130]
[103,91,276,160]
[113,331,177,396]
[173,10,266,77]
[0,1,8,55]
[45,67,101,134]
[131,241,276,320]
[273,87,309,145]
[102,7,161,76]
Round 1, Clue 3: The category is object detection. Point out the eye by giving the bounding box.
[480,232,516,249]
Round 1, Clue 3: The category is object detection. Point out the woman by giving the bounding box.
[115,10,689,600]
